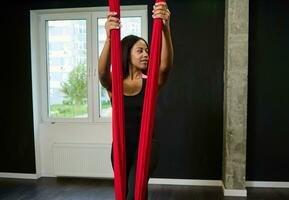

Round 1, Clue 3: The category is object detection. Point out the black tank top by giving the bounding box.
[110,78,146,146]
[124,78,146,145]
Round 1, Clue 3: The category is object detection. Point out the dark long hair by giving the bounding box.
[121,35,149,79]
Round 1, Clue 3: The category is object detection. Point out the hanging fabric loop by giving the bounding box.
[108,0,166,199]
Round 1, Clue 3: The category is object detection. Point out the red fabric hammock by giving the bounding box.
[109,0,165,199]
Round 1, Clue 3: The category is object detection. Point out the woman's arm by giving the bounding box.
[98,37,112,91]
[159,22,173,87]
[98,12,120,91]
[153,2,174,88]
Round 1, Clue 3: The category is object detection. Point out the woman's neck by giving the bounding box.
[128,66,142,80]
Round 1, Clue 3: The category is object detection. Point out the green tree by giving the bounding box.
[60,63,87,106]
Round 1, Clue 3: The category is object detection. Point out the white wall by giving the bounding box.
[39,123,113,177]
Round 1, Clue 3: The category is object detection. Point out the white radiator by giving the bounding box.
[52,143,113,178]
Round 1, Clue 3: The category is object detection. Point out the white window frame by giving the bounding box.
[31,6,148,124]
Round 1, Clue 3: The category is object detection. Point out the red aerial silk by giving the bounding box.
[134,0,165,199]
[108,0,165,199]
[109,0,126,200]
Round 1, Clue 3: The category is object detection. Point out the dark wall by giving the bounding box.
[0,0,224,179]
[154,0,224,179]
[0,4,35,173]
[247,0,289,181]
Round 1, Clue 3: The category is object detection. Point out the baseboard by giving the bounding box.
[2,173,288,190]
[149,178,222,186]
[41,173,57,178]
[222,184,247,197]
[0,172,38,179]
[246,181,289,188]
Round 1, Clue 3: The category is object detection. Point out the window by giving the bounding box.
[47,20,88,118]
[35,6,147,122]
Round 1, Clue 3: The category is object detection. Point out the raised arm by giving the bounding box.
[98,12,120,91]
[152,2,174,88]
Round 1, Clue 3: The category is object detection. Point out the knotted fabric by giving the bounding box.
[108,0,165,199]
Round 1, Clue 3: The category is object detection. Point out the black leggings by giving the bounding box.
[111,139,159,200]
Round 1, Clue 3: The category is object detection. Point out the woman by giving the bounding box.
[98,2,173,199]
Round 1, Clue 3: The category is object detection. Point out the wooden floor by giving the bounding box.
[0,177,289,200]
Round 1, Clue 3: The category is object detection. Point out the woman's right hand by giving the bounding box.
[105,12,121,39]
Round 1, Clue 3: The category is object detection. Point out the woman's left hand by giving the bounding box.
[152,2,171,27]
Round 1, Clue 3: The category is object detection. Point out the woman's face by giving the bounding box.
[129,39,149,71]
